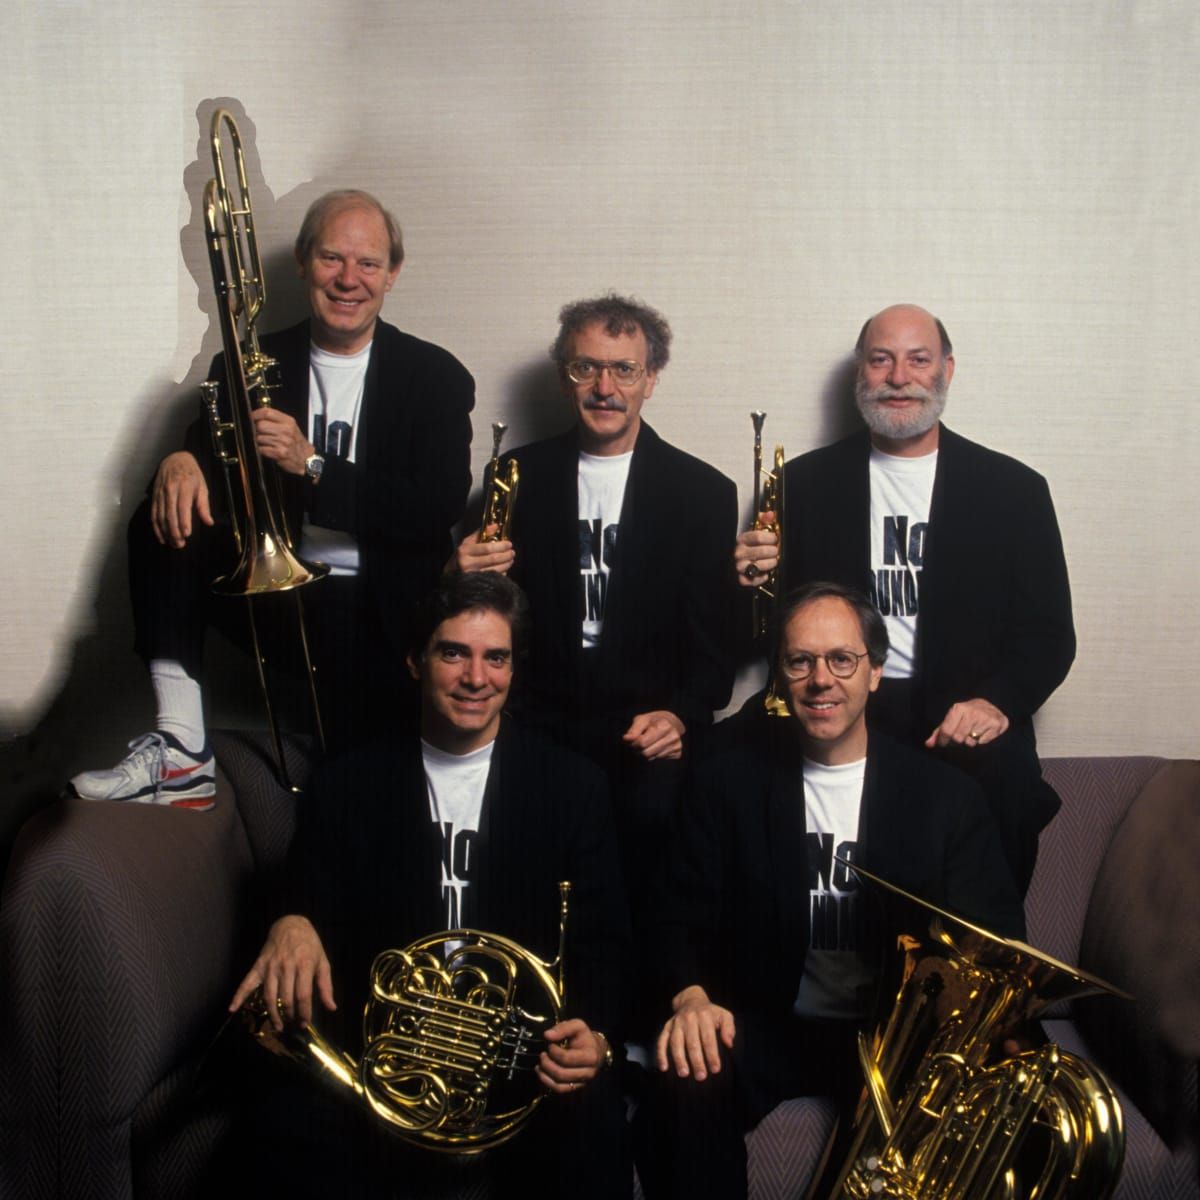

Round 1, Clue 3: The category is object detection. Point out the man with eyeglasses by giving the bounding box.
[453,293,737,949]
[733,304,1074,894]
[634,580,1023,1199]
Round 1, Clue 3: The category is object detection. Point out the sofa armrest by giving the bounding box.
[0,774,253,1195]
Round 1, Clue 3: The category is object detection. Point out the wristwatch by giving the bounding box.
[304,452,325,483]
[594,1030,614,1070]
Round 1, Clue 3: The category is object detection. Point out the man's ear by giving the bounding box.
[405,652,421,682]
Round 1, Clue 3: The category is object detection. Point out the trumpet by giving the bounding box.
[750,412,789,718]
[201,108,327,788]
[478,422,519,543]
[243,883,572,1153]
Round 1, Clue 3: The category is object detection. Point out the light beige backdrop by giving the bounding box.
[2,1,1197,801]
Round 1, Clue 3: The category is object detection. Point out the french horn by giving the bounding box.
[242,883,570,1153]
[816,863,1126,1200]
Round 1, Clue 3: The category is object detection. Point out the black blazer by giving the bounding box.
[504,422,738,729]
[186,317,475,619]
[780,426,1075,734]
[287,719,630,1044]
[654,714,1025,1021]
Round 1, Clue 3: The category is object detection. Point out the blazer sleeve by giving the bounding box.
[669,470,739,723]
[973,471,1075,722]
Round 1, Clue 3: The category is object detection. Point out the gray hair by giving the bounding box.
[294,189,404,269]
[551,293,672,374]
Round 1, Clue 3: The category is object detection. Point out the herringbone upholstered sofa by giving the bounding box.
[1,736,1196,1199]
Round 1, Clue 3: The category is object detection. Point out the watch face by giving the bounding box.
[306,454,324,480]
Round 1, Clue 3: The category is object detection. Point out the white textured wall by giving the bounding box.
[2,0,1197,766]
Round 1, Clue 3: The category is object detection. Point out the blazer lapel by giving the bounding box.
[765,724,810,954]
[596,422,660,672]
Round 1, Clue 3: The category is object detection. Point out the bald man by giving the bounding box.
[734,305,1075,893]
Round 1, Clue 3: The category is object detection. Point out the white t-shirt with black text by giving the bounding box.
[422,738,494,930]
[793,757,874,1019]
[577,451,632,648]
[868,448,937,678]
[298,340,370,575]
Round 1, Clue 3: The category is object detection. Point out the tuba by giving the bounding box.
[750,411,789,717]
[242,883,571,1153]
[816,862,1126,1200]
[201,108,327,788]
[478,422,519,543]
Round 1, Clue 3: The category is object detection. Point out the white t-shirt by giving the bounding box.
[793,757,874,1019]
[577,450,632,648]
[422,738,495,930]
[298,340,370,575]
[868,448,937,678]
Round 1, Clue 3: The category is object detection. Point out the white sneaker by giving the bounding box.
[69,732,216,810]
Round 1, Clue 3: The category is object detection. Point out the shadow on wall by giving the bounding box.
[0,99,322,869]
[0,99,585,870]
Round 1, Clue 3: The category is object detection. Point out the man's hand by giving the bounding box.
[622,710,685,760]
[151,451,213,548]
[733,510,779,588]
[228,914,335,1032]
[655,985,736,1081]
[251,407,314,477]
[925,698,1010,749]
[537,1018,607,1095]
[453,526,515,574]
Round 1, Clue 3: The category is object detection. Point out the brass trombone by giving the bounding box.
[478,422,519,543]
[201,108,327,790]
[750,411,789,717]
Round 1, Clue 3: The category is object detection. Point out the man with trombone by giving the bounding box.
[734,304,1074,893]
[71,188,475,805]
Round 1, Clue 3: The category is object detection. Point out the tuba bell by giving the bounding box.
[750,411,789,717]
[200,108,328,789]
[242,883,571,1153]
[815,862,1126,1200]
[478,422,519,544]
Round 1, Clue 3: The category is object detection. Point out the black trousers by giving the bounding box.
[236,1055,632,1199]
[126,498,416,753]
[869,677,1058,896]
[633,1013,859,1200]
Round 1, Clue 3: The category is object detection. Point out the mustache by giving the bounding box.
[583,397,629,413]
[858,382,938,405]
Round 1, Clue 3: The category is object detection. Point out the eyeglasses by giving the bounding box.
[780,649,871,681]
[565,358,646,386]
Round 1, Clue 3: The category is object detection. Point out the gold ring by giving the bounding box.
[968,731,981,741]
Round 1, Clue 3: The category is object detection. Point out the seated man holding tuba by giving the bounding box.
[229,573,632,1196]
[634,581,1025,1200]
[70,188,475,805]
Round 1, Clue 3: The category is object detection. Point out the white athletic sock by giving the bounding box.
[149,659,207,754]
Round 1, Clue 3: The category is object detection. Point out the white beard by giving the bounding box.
[855,370,948,441]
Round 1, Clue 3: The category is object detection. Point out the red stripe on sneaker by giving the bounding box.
[161,763,205,781]
[169,797,215,810]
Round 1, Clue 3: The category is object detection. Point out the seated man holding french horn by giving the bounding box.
[634,581,1024,1199]
[229,573,632,1196]
[70,187,474,805]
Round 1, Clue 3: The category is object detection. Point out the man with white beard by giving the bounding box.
[733,304,1074,893]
